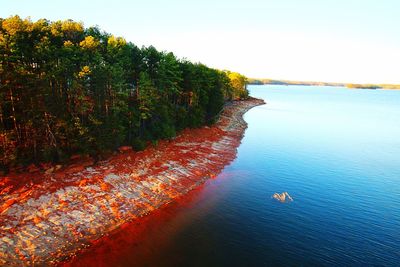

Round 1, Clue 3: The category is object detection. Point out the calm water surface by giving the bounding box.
[74,85,400,266]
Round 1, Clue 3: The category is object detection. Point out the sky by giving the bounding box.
[2,0,400,84]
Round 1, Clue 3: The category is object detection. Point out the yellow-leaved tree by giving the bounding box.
[226,71,249,100]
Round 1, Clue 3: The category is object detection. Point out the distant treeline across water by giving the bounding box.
[248,78,400,89]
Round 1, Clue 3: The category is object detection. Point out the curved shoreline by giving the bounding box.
[0,97,265,266]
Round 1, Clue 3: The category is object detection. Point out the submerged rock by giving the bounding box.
[272,192,293,203]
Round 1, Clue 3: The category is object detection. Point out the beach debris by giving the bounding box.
[272,192,293,203]
[44,167,54,174]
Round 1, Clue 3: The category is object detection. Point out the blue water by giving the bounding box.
[86,85,400,266]
[233,85,400,266]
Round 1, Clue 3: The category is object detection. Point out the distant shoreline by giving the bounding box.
[248,79,400,90]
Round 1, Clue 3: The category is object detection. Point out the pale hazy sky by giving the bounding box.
[2,0,400,83]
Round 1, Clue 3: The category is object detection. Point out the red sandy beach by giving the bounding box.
[0,97,264,266]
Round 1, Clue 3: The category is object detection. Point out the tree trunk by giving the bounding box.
[9,88,20,141]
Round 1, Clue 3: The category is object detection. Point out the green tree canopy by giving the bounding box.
[0,16,249,172]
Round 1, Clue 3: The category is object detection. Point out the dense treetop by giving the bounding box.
[0,16,249,171]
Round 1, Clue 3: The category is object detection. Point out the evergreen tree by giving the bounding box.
[0,16,249,172]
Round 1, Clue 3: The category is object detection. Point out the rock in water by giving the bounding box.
[272,192,293,203]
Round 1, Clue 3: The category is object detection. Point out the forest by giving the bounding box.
[0,16,249,172]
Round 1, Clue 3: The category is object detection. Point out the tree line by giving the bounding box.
[0,16,249,172]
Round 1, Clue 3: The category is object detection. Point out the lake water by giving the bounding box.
[69,85,400,266]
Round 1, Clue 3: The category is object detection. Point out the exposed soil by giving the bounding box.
[0,97,265,266]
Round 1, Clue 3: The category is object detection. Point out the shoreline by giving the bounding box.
[0,97,265,266]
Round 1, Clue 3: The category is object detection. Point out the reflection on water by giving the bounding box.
[65,85,400,266]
